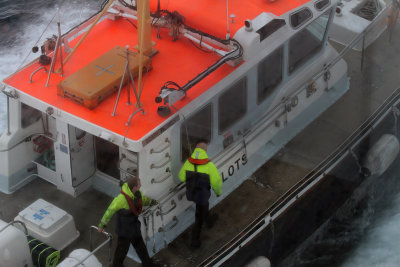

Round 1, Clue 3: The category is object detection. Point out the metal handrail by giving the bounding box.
[73,226,113,267]
[0,220,28,235]
[158,216,179,232]
[29,66,48,83]
[156,200,177,216]
[141,183,185,217]
[150,138,170,154]
[117,167,136,176]
[119,153,138,166]
[151,172,171,184]
[150,154,171,169]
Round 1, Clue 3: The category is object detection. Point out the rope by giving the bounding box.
[356,0,380,21]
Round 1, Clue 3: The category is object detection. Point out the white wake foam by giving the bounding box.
[0,0,99,133]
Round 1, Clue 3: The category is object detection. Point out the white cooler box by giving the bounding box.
[15,199,80,250]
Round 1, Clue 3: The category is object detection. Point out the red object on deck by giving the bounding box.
[33,136,53,153]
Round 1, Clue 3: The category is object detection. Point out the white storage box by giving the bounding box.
[14,199,80,250]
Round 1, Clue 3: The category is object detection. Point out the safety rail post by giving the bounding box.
[6,95,10,135]
[72,226,112,267]
[122,107,145,147]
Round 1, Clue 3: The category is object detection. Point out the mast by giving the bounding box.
[136,0,157,101]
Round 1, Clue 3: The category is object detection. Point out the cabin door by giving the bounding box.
[68,125,96,186]
[54,121,95,196]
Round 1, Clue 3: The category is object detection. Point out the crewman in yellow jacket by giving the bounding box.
[98,176,158,267]
[179,139,222,248]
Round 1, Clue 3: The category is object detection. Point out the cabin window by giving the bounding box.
[258,46,283,103]
[181,104,212,161]
[218,77,247,133]
[290,8,312,29]
[21,103,42,128]
[257,19,286,42]
[288,10,330,73]
[315,0,330,11]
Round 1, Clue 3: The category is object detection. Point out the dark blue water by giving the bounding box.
[1,1,399,266]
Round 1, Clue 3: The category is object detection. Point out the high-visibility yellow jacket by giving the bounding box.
[179,148,222,197]
[99,183,152,238]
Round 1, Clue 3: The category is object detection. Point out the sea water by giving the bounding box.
[279,159,400,267]
[0,0,100,132]
[0,1,399,266]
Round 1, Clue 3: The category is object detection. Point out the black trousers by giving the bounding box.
[191,204,209,243]
[113,234,152,267]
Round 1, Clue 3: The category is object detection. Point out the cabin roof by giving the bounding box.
[148,0,310,39]
[4,0,310,142]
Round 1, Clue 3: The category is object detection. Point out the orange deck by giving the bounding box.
[4,0,309,141]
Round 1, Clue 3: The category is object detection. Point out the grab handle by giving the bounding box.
[156,199,176,216]
[151,171,171,184]
[150,138,170,154]
[29,66,48,83]
[158,216,178,232]
[150,153,171,169]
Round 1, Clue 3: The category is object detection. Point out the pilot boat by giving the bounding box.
[0,0,351,265]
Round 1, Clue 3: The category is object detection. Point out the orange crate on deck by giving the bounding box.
[57,46,151,109]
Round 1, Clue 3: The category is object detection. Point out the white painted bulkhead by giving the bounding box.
[0,98,44,193]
